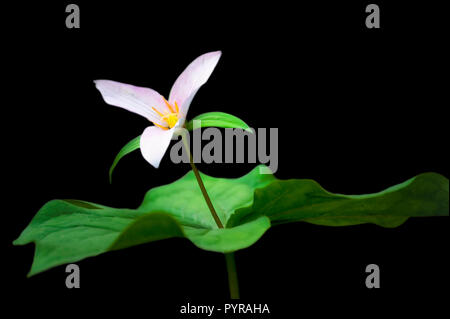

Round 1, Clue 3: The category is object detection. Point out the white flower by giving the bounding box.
[94,51,221,168]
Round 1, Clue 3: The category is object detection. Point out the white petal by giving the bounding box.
[140,126,175,168]
[169,51,222,116]
[94,80,167,126]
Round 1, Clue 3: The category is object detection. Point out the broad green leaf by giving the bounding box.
[14,167,275,276]
[111,214,270,253]
[109,135,140,183]
[185,112,251,132]
[14,166,448,276]
[228,172,449,228]
[138,165,275,228]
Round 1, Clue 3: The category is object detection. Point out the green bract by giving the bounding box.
[14,166,449,276]
[184,112,251,132]
[109,112,250,182]
[109,135,140,183]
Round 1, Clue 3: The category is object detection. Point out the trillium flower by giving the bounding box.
[94,51,222,168]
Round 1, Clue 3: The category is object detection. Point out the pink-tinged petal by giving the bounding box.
[169,51,222,116]
[94,80,167,126]
[140,126,175,168]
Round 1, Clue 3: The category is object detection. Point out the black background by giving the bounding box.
[3,1,448,317]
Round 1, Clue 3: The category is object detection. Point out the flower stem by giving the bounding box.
[225,252,240,299]
[181,130,240,299]
[181,132,223,228]
[189,160,224,228]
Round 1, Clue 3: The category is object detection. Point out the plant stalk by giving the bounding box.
[180,131,223,228]
[180,130,240,298]
[225,252,240,299]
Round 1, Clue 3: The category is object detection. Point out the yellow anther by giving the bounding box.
[152,107,164,117]
[162,113,179,128]
[151,98,180,129]
[163,97,176,113]
[152,122,168,130]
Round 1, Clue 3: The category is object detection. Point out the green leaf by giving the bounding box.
[108,113,250,183]
[14,166,448,276]
[228,172,449,228]
[14,167,275,276]
[185,112,251,132]
[109,135,140,183]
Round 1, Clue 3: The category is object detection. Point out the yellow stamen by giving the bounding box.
[151,98,180,129]
[152,107,164,117]
[163,97,176,113]
[152,122,169,130]
[162,113,178,128]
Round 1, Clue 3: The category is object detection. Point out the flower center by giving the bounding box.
[151,98,180,129]
[162,113,179,128]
